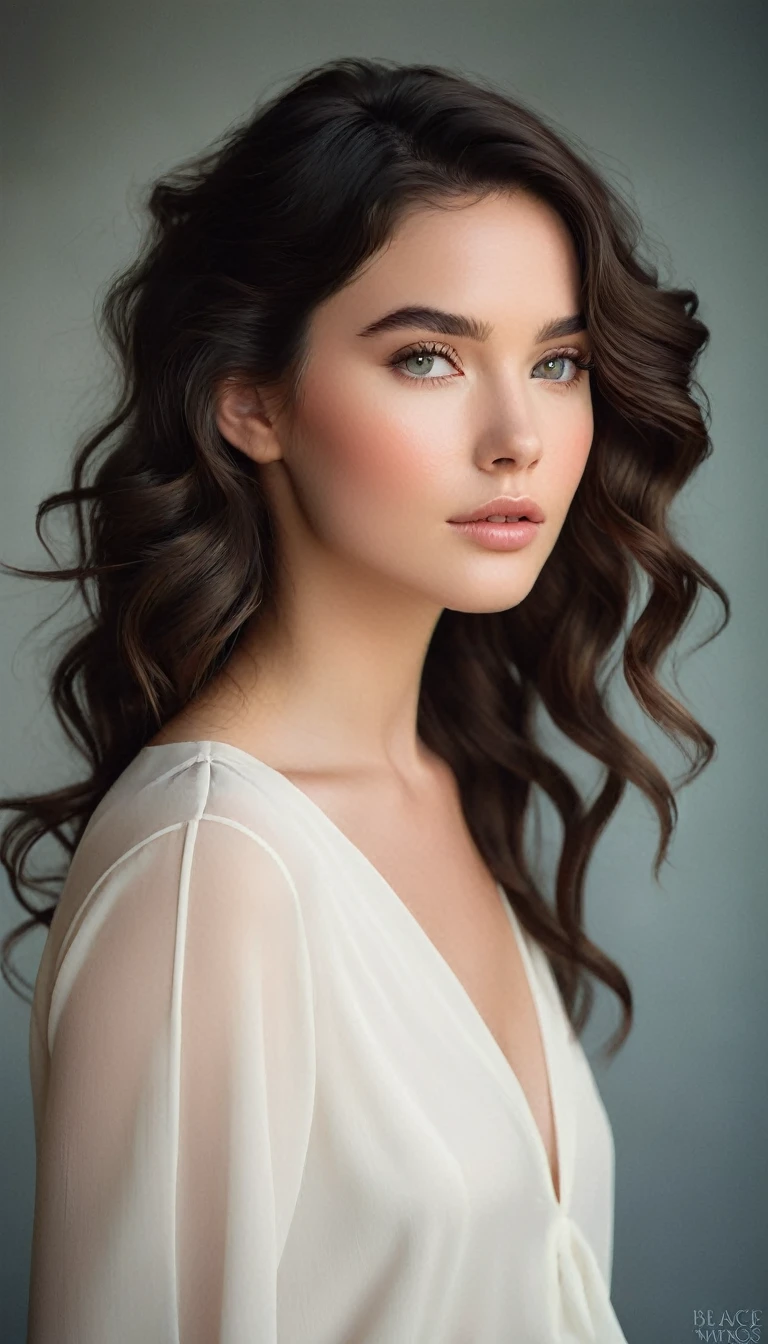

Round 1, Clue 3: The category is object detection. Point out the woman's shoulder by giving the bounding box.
[87,736,306,860]
[35,738,321,1062]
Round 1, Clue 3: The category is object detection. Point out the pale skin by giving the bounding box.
[149,188,595,1205]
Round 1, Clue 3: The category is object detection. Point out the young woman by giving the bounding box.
[1,56,728,1343]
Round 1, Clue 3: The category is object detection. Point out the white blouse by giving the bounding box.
[26,739,629,1343]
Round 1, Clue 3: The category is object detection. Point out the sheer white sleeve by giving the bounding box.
[26,816,316,1344]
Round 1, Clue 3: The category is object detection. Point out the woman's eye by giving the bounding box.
[538,355,568,378]
[390,344,459,386]
[389,342,592,391]
[404,353,452,377]
[536,354,575,380]
[532,348,593,389]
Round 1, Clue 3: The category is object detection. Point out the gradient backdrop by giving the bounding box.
[2,1,766,1340]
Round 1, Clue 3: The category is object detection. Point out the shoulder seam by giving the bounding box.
[47,805,308,1058]
[198,811,301,903]
[52,822,188,990]
[47,757,217,1050]
[47,821,191,1055]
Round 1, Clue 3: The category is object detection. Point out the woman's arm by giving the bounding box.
[26,816,316,1344]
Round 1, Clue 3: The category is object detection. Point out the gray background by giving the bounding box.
[2,1,765,1340]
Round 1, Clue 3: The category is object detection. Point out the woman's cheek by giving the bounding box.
[309,382,444,512]
[545,398,593,494]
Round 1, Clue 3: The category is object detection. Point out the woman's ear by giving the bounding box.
[214,377,285,464]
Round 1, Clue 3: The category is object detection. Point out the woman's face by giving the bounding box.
[251,189,594,616]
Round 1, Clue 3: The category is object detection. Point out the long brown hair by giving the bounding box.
[0,56,729,1058]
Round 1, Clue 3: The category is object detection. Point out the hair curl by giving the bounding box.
[0,56,729,1058]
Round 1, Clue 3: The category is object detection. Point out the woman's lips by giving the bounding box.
[448,518,541,551]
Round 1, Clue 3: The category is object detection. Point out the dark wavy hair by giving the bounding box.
[0,56,729,1058]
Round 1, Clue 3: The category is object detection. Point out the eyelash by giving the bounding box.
[388,340,595,392]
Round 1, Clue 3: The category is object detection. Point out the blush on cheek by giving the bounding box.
[559,412,594,489]
[303,378,436,512]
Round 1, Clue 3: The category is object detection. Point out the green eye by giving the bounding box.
[389,341,461,387]
[534,348,595,389]
[388,341,594,391]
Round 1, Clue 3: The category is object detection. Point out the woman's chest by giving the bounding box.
[298,775,562,1202]
[373,843,559,1194]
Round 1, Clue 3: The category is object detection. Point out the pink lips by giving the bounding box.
[448,517,540,551]
[448,495,545,525]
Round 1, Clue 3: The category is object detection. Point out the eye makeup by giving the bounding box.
[387,339,594,392]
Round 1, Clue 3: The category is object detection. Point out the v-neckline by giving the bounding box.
[142,737,568,1211]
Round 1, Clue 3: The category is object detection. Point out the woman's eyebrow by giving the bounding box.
[356,305,586,343]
